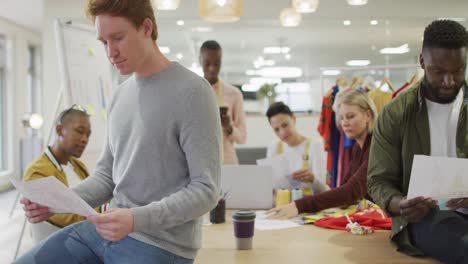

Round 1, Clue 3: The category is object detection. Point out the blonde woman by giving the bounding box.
[268,89,377,219]
[265,102,329,194]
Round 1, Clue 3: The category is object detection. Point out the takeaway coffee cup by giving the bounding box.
[232,210,256,250]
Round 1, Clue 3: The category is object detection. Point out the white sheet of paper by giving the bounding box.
[254,211,302,231]
[10,176,97,217]
[257,154,301,189]
[407,155,468,200]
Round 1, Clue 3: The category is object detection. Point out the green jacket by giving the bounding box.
[367,79,468,256]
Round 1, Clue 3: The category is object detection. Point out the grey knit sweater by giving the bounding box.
[73,62,221,259]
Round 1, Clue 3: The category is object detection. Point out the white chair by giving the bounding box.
[30,221,60,244]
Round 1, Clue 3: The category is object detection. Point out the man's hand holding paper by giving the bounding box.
[407,155,468,215]
[408,155,468,200]
[398,196,437,223]
[11,176,97,224]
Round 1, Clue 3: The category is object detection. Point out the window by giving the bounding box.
[27,45,38,113]
[0,36,5,170]
[276,82,313,112]
[239,82,316,114]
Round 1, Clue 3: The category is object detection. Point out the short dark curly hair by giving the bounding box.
[57,106,90,126]
[423,20,468,50]
[200,40,222,51]
[266,101,293,121]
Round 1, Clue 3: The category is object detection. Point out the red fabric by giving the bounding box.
[317,96,333,151]
[318,95,334,181]
[295,135,372,213]
[326,152,332,187]
[314,209,392,231]
[392,82,410,98]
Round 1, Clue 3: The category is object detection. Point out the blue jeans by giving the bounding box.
[14,221,194,264]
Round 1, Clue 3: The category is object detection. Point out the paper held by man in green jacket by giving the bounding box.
[407,155,468,200]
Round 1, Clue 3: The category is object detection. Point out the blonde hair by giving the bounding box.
[333,89,378,133]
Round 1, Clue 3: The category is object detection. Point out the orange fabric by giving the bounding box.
[318,95,333,182]
[317,96,333,151]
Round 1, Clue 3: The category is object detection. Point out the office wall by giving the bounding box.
[241,114,321,148]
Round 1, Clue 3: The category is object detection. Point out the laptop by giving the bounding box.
[235,147,267,165]
[220,165,274,209]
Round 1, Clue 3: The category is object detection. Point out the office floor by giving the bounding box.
[0,188,34,263]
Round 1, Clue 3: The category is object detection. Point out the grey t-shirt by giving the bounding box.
[74,62,221,259]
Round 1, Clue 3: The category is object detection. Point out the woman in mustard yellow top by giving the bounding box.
[23,105,99,228]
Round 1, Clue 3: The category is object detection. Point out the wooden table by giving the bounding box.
[195,211,439,264]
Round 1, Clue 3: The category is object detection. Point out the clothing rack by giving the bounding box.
[319,63,421,95]
[320,63,420,71]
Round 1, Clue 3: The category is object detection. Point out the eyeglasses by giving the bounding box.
[57,104,88,125]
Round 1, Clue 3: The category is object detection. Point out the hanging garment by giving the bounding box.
[330,86,341,188]
[317,92,334,183]
[392,82,411,98]
[368,88,392,113]
[318,96,333,152]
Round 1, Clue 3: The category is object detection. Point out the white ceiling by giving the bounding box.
[1,0,468,84]
[153,0,468,84]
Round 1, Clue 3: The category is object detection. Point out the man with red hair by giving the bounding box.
[16,0,221,263]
